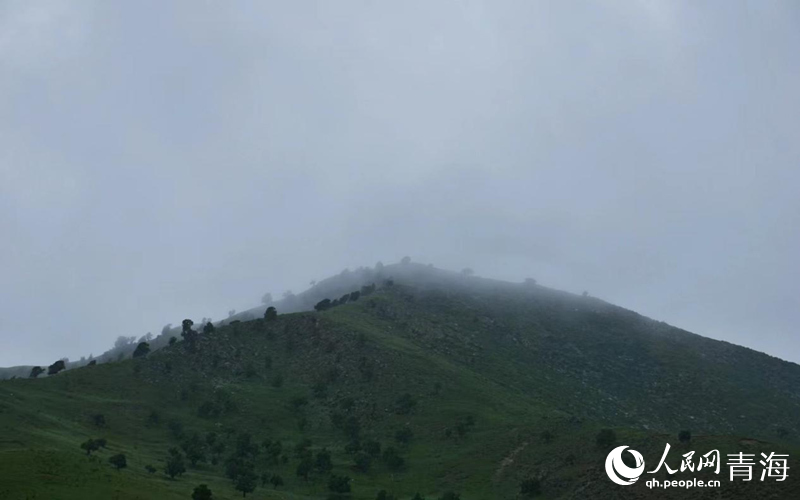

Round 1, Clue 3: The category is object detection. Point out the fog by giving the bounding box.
[1,1,798,366]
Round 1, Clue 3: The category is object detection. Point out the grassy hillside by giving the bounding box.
[1,265,798,499]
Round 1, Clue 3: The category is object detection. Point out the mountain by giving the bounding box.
[0,262,797,499]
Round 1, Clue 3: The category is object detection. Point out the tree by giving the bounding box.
[296,457,312,481]
[165,448,186,479]
[411,494,427,500]
[109,453,127,471]
[264,306,277,321]
[92,414,106,427]
[270,474,284,488]
[261,292,273,304]
[363,439,381,458]
[596,429,616,449]
[349,291,360,302]
[95,438,107,448]
[395,427,413,445]
[203,322,215,334]
[315,448,333,473]
[80,439,99,455]
[439,493,460,500]
[47,360,66,376]
[87,360,97,366]
[29,366,44,379]
[235,469,257,497]
[394,393,417,415]
[401,256,411,265]
[182,319,199,349]
[460,267,474,277]
[339,293,350,305]
[145,464,157,474]
[192,484,213,500]
[133,342,150,358]
[678,430,692,443]
[114,335,136,349]
[382,447,404,470]
[314,299,332,312]
[328,474,351,495]
[354,452,371,472]
[540,430,554,444]
[520,478,541,497]
[169,336,177,346]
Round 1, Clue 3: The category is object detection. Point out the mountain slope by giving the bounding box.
[1,264,798,499]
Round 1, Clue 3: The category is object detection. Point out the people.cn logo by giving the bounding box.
[605,446,646,486]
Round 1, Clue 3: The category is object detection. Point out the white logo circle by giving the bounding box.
[605,446,645,486]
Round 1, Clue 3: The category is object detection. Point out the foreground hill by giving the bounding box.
[0,263,798,499]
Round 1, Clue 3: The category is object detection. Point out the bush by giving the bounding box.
[596,429,616,449]
[92,414,106,427]
[80,439,99,455]
[108,453,127,471]
[328,474,351,495]
[169,336,177,346]
[382,447,404,470]
[165,448,186,479]
[47,360,66,376]
[395,427,413,445]
[192,484,213,500]
[394,393,417,415]
[203,322,215,334]
[354,452,371,472]
[132,342,150,358]
[439,493,460,500]
[29,366,44,378]
[145,464,157,474]
[520,478,541,497]
[264,306,277,321]
[270,474,284,488]
[315,299,332,312]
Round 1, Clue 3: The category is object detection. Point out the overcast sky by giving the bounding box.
[1,1,798,366]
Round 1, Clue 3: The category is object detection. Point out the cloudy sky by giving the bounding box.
[1,1,798,366]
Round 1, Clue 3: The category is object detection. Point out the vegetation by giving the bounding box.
[0,263,798,499]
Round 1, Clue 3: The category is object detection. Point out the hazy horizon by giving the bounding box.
[2,1,799,366]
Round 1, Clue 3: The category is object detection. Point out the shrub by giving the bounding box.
[165,448,186,479]
[47,360,66,376]
[328,474,351,495]
[92,414,106,427]
[169,336,177,346]
[520,478,541,497]
[192,484,213,500]
[382,447,404,470]
[132,342,150,358]
[354,452,371,472]
[235,469,257,497]
[108,453,127,471]
[80,439,99,455]
[596,429,616,449]
[394,393,417,415]
[264,306,277,321]
[29,366,44,378]
[203,322,215,334]
[145,464,157,474]
[395,427,413,445]
[270,474,284,488]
